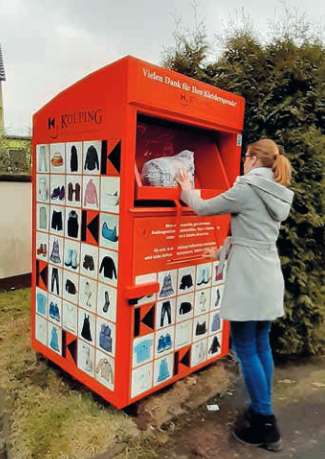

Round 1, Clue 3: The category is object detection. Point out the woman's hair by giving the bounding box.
[247,138,292,186]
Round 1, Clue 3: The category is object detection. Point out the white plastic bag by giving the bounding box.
[141,150,195,187]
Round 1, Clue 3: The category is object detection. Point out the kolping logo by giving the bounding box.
[48,116,58,139]
[48,117,56,129]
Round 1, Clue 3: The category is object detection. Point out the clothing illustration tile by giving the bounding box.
[48,322,62,355]
[48,264,63,297]
[36,231,49,261]
[77,339,95,376]
[96,283,117,322]
[83,140,101,175]
[37,174,49,203]
[99,212,119,250]
[98,248,118,286]
[95,349,115,390]
[196,262,212,289]
[36,204,49,232]
[100,176,120,213]
[36,144,50,173]
[80,243,99,279]
[177,266,195,294]
[154,326,175,358]
[49,205,65,236]
[66,175,82,208]
[191,338,208,367]
[48,235,64,267]
[158,269,177,300]
[50,174,66,206]
[133,334,154,368]
[155,298,176,330]
[48,293,62,326]
[79,275,98,311]
[176,292,194,323]
[212,260,227,286]
[96,317,116,357]
[153,353,174,386]
[65,207,81,240]
[131,362,153,398]
[78,308,96,345]
[35,314,48,345]
[194,288,211,316]
[192,313,209,342]
[208,311,223,335]
[175,320,193,350]
[207,332,222,358]
[35,287,48,317]
[66,142,83,175]
[62,301,78,335]
[210,284,224,311]
[83,176,100,210]
[63,239,80,273]
[49,143,66,174]
[62,269,79,304]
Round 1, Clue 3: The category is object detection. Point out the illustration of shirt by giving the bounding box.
[84,145,99,171]
[99,256,117,279]
[84,179,98,207]
[134,339,153,364]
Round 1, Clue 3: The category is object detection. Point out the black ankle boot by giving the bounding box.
[233,411,282,452]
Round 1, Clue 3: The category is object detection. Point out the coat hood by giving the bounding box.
[238,168,294,222]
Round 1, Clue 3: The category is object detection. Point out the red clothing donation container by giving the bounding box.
[32,56,245,408]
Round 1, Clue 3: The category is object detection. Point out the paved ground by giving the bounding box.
[155,356,325,459]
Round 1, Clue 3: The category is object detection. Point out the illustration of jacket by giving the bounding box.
[157,359,170,382]
[179,274,193,290]
[159,273,174,297]
[70,145,78,172]
[209,335,221,354]
[99,324,113,353]
[96,358,113,383]
[99,256,117,279]
[81,314,92,341]
[67,182,81,202]
[49,302,60,321]
[84,179,98,207]
[179,301,192,315]
[157,334,172,353]
[84,145,99,171]
[67,211,79,238]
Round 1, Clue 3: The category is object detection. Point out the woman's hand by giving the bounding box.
[201,246,218,260]
[176,169,193,191]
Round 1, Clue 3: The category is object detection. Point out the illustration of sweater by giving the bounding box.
[84,179,98,207]
[99,256,117,279]
[84,145,99,171]
[96,358,113,383]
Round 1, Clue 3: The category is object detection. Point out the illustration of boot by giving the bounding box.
[103,291,110,313]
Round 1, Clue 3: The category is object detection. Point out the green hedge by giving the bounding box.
[164,29,325,355]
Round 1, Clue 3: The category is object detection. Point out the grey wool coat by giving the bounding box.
[181,167,294,321]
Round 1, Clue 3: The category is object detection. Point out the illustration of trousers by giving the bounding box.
[160,301,172,327]
[39,206,47,230]
[51,267,59,295]
[51,210,63,231]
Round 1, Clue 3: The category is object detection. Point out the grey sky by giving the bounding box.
[0,0,324,135]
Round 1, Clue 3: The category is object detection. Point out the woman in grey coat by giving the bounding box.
[177,138,294,452]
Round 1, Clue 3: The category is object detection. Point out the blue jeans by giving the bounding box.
[230,321,274,416]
